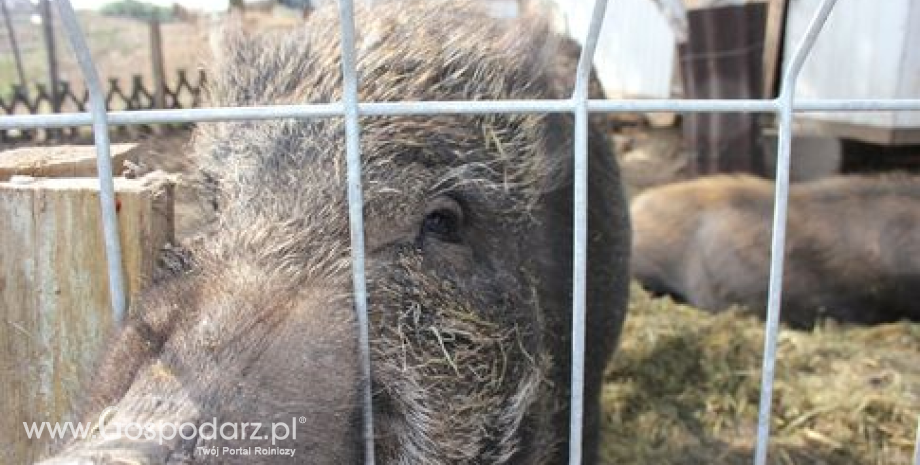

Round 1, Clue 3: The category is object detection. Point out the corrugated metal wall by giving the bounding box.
[788,0,920,130]
[551,0,677,99]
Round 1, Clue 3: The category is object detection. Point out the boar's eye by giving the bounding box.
[423,210,460,240]
[419,197,464,244]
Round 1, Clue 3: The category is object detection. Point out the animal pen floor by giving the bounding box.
[605,285,919,464]
[613,122,918,464]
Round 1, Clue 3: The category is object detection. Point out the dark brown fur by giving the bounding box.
[631,174,920,328]
[41,2,630,464]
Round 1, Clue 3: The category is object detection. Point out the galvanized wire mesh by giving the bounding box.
[1,0,919,464]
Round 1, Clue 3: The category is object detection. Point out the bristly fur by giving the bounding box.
[192,1,583,288]
[631,174,920,328]
[43,2,630,464]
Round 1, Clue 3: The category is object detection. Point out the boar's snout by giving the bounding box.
[41,280,364,464]
[36,437,172,465]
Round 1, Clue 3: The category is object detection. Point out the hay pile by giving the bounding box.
[601,284,920,464]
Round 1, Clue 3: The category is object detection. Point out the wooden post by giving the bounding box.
[149,18,167,134]
[0,143,138,181]
[39,0,59,113]
[680,3,768,176]
[0,173,174,464]
[39,0,61,140]
[762,0,790,98]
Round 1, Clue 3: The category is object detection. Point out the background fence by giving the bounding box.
[0,69,205,142]
[1,0,209,143]
[1,0,919,464]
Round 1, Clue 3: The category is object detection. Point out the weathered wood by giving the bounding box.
[0,174,174,464]
[149,19,167,135]
[39,0,59,117]
[149,19,167,110]
[0,144,137,181]
[680,3,768,175]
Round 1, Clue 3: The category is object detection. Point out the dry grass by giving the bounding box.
[601,284,920,464]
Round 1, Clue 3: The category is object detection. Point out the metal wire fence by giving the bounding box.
[2,0,920,464]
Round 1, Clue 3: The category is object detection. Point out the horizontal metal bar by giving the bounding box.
[795,99,920,111]
[0,104,343,129]
[591,99,777,113]
[361,100,577,115]
[592,98,920,113]
[3,99,920,130]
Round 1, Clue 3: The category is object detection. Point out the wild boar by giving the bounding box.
[40,1,630,464]
[631,174,920,328]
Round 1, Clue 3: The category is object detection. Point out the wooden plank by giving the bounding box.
[0,174,174,464]
[0,144,137,181]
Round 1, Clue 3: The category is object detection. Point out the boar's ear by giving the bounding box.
[537,112,576,194]
[206,16,246,81]
[204,22,262,107]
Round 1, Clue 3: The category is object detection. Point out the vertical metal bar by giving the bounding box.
[754,1,838,464]
[914,416,920,465]
[54,0,127,324]
[570,0,608,464]
[337,0,375,464]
